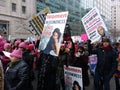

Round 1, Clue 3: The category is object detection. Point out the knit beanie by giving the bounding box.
[15,40,21,46]
[26,44,34,51]
[19,42,27,49]
[102,38,110,43]
[4,43,11,49]
[10,49,22,58]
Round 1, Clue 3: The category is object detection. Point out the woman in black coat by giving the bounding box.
[89,38,117,90]
[4,49,33,90]
[74,46,90,90]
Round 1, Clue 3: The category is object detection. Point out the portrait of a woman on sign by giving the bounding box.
[97,26,105,37]
[43,28,61,56]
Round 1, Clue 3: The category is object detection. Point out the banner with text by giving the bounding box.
[64,66,83,90]
[28,7,51,35]
[81,7,108,43]
[39,11,68,56]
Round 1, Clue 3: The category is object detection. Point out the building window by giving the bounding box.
[22,0,26,2]
[12,3,16,12]
[114,23,116,25]
[22,6,26,14]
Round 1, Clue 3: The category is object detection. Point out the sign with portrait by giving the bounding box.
[88,54,98,74]
[81,7,108,43]
[64,66,83,90]
[39,11,69,56]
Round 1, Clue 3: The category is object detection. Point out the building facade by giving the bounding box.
[0,0,36,39]
[36,0,112,36]
[94,0,112,31]
[36,0,87,36]
[111,0,120,39]
[82,0,112,31]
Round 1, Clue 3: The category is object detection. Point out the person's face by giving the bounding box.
[53,32,59,40]
[98,27,104,35]
[74,85,79,90]
[103,42,110,47]
[78,48,83,52]
[4,48,10,51]
[60,46,65,51]
[10,56,18,62]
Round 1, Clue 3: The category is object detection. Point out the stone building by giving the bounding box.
[0,0,36,39]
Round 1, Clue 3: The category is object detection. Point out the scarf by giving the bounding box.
[101,45,111,51]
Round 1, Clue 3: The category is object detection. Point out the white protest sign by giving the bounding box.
[27,7,51,35]
[3,51,11,58]
[64,66,83,90]
[81,7,108,43]
[88,54,97,74]
[39,11,69,56]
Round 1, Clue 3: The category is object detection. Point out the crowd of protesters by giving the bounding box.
[0,34,120,90]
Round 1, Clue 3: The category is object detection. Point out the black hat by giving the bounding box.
[102,38,110,43]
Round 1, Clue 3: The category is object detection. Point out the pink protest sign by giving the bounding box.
[81,34,88,41]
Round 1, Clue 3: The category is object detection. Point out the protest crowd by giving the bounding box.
[0,8,119,90]
[0,32,120,90]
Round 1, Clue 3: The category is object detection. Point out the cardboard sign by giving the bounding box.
[81,34,88,41]
[88,54,97,74]
[3,51,10,58]
[81,7,108,43]
[64,66,83,90]
[39,11,68,56]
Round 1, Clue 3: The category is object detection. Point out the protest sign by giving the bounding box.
[23,7,51,36]
[3,51,10,58]
[64,66,83,90]
[88,54,97,74]
[30,7,51,34]
[81,7,108,43]
[39,11,68,56]
[81,34,88,41]
[71,36,81,42]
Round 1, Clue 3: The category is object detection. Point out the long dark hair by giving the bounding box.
[52,28,61,41]
[72,81,81,90]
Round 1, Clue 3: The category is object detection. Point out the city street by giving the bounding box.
[85,74,116,90]
[32,71,116,90]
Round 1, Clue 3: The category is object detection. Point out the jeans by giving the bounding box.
[94,71,111,90]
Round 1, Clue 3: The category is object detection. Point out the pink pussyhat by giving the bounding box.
[26,44,34,51]
[19,42,27,49]
[4,43,11,49]
[0,35,4,41]
[61,44,65,47]
[24,40,29,45]
[10,49,22,58]
[0,41,5,52]
[15,40,21,46]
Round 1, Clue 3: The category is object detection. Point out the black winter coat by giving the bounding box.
[74,54,90,86]
[93,46,117,77]
[4,60,33,90]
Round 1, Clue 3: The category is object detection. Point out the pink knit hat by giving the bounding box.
[15,40,21,46]
[0,36,4,41]
[61,44,65,47]
[24,40,29,45]
[19,42,27,49]
[26,44,34,50]
[4,43,11,49]
[10,49,22,58]
[0,41,5,52]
